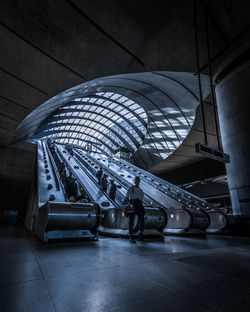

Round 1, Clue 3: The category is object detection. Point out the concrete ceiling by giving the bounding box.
[0,0,249,149]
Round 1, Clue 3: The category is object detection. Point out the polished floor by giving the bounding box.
[1,228,250,312]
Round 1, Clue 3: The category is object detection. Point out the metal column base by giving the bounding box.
[42,230,99,242]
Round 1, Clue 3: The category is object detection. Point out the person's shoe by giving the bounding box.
[138,233,145,242]
[129,235,136,244]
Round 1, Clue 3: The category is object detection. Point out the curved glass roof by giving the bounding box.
[14,71,211,171]
[34,92,148,155]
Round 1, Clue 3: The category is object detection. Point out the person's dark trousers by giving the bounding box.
[137,211,145,234]
[128,213,135,235]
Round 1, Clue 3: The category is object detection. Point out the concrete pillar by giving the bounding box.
[215,60,250,216]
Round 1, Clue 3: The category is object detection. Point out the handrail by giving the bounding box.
[76,151,131,190]
[56,146,102,203]
[73,153,122,207]
[119,157,209,203]
[44,141,61,192]
[74,150,162,209]
[52,147,72,200]
[82,151,210,213]
[110,157,214,211]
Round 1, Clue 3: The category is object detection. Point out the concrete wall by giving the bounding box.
[0,141,36,225]
[159,158,226,185]
[216,61,250,216]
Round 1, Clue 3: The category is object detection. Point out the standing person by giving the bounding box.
[96,167,103,185]
[101,174,108,192]
[64,172,72,195]
[109,179,116,201]
[64,172,74,198]
[126,176,145,243]
[65,172,76,199]
[61,168,67,185]
[68,178,78,200]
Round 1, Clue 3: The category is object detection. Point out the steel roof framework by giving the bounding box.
[34,92,148,155]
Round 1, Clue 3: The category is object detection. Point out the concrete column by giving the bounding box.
[215,60,250,216]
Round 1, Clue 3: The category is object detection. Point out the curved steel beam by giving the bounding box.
[146,117,170,157]
[14,76,200,168]
[43,133,114,154]
[84,83,183,162]
[36,128,119,151]
[59,103,145,141]
[86,83,186,151]
[55,138,108,155]
[14,92,148,140]
[105,76,191,128]
[21,82,185,164]
[37,123,120,149]
[37,116,135,152]
[71,95,147,127]
[152,72,199,102]
[45,109,140,148]
[104,77,188,141]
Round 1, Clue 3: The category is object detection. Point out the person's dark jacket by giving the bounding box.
[96,169,103,183]
[67,180,78,198]
[109,183,116,199]
[101,176,107,191]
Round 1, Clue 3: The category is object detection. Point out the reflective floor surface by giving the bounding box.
[1,227,250,312]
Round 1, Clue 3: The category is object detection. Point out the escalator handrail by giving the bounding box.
[74,150,164,209]
[44,142,61,192]
[55,146,93,201]
[52,147,72,200]
[84,151,211,213]
[116,157,211,206]
[89,153,211,210]
[57,145,114,207]
[73,153,122,208]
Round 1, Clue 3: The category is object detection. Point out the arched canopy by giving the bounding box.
[13,71,210,169]
[33,92,148,155]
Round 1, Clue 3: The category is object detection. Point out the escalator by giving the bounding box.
[56,144,166,238]
[37,140,66,205]
[74,149,235,234]
[33,140,100,242]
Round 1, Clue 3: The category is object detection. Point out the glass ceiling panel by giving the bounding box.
[35,92,148,156]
